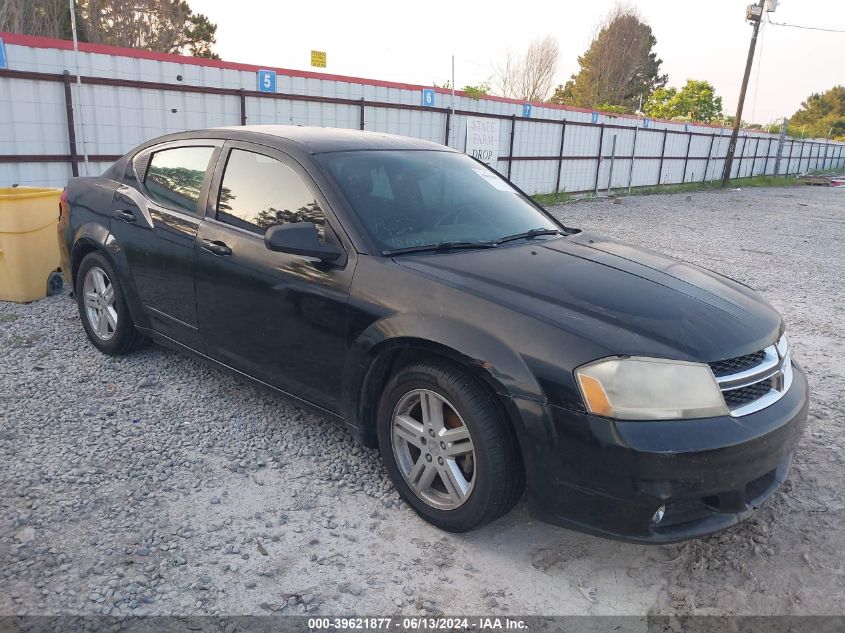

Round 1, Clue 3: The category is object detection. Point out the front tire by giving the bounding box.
[75,251,147,355]
[377,362,524,532]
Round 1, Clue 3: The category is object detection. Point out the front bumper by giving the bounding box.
[522,362,809,543]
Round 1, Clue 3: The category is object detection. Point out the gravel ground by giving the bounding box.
[1,185,843,618]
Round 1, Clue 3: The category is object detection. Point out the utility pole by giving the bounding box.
[68,0,89,175]
[450,55,455,147]
[722,0,770,187]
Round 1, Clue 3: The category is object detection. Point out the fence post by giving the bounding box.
[627,124,639,195]
[764,137,773,175]
[798,140,805,173]
[359,98,365,131]
[703,133,715,182]
[62,70,79,178]
[239,89,247,125]
[773,119,787,175]
[593,123,605,195]
[656,128,668,186]
[607,135,617,195]
[735,135,746,179]
[507,114,516,181]
[775,139,795,176]
[443,110,451,147]
[681,131,692,183]
[750,137,760,177]
[556,120,567,193]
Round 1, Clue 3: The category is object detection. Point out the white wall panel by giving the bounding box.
[1,39,843,190]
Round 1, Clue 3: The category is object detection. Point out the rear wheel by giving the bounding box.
[377,362,524,532]
[75,251,147,355]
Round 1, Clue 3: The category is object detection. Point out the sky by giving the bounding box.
[189,0,845,124]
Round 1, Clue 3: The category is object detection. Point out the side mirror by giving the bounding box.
[264,222,342,262]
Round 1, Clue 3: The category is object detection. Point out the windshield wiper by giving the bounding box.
[495,227,562,245]
[383,241,496,256]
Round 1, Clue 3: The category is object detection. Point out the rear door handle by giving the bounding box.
[201,239,232,256]
[115,209,136,223]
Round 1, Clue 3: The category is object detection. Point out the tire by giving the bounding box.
[75,251,147,355]
[377,361,524,532]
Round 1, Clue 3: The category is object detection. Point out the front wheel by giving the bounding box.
[377,362,524,532]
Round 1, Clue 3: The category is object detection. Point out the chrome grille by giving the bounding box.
[710,335,792,417]
[709,350,766,377]
[722,377,774,408]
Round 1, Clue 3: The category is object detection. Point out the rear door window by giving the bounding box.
[144,146,215,213]
[216,148,326,238]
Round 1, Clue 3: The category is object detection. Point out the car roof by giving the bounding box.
[210,125,454,154]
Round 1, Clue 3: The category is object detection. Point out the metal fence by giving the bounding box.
[1,32,843,193]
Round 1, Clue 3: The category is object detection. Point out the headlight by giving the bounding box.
[575,357,728,420]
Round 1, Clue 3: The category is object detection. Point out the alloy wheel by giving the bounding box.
[82,266,118,341]
[391,389,476,510]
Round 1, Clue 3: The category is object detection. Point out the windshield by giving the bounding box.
[317,150,561,253]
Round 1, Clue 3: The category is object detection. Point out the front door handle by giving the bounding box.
[201,239,232,256]
[115,209,136,223]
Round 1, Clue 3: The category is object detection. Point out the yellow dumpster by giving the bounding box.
[0,187,63,303]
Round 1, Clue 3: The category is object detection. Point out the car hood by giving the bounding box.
[393,231,782,362]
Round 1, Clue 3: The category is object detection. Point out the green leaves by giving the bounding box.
[0,0,220,60]
[549,7,667,112]
[643,80,723,123]
[789,86,845,140]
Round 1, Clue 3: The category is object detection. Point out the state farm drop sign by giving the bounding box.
[465,117,501,169]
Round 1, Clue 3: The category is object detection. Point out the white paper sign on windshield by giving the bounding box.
[465,117,501,169]
[472,168,512,191]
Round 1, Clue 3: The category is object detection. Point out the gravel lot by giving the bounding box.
[1,185,843,618]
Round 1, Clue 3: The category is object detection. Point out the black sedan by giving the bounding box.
[58,126,808,542]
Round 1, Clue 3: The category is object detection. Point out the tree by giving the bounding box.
[0,0,219,59]
[83,0,219,58]
[462,82,491,99]
[0,0,74,39]
[433,81,491,100]
[644,80,723,123]
[493,36,559,102]
[788,86,845,140]
[550,4,666,112]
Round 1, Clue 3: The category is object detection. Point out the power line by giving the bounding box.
[765,16,845,34]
